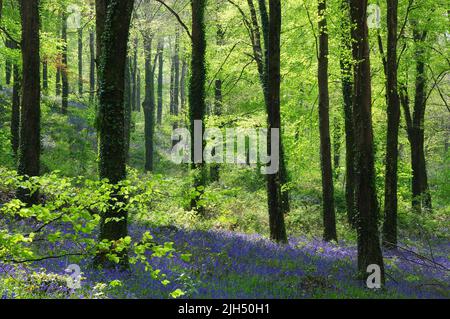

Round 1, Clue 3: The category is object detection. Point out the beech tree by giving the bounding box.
[349,0,385,283]
[17,0,41,204]
[317,0,337,242]
[94,0,135,268]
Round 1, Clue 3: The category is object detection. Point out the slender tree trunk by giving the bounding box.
[210,78,222,182]
[349,0,385,284]
[89,29,95,102]
[5,58,11,85]
[333,117,342,179]
[339,0,356,228]
[180,58,187,111]
[11,64,20,157]
[157,38,164,125]
[61,12,69,114]
[382,0,400,249]
[42,59,48,93]
[137,67,141,114]
[94,0,134,269]
[78,27,83,96]
[173,30,180,121]
[317,0,337,242]
[266,0,287,243]
[18,0,41,204]
[143,36,156,172]
[169,56,175,115]
[410,27,431,212]
[210,19,225,182]
[254,0,290,214]
[124,57,132,162]
[131,37,138,112]
[189,0,207,214]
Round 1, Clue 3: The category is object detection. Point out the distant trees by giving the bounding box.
[94,0,134,268]
[349,0,385,283]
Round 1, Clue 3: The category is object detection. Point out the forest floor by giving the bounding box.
[1,220,449,299]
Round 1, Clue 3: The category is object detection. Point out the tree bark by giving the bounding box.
[382,0,400,249]
[131,37,138,112]
[94,0,134,269]
[143,36,156,172]
[157,38,164,125]
[78,27,83,96]
[180,58,187,111]
[61,12,69,114]
[89,29,95,102]
[189,0,207,214]
[266,0,287,243]
[18,0,41,204]
[11,64,20,157]
[339,0,356,228]
[42,59,48,93]
[124,57,132,162]
[349,0,385,283]
[317,0,337,242]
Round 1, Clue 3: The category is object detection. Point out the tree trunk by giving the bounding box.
[5,56,11,85]
[78,27,83,96]
[332,117,342,179]
[157,38,164,125]
[124,57,132,162]
[189,0,207,214]
[42,59,48,93]
[411,27,431,212]
[131,37,138,112]
[61,12,69,114]
[173,30,180,121]
[254,0,290,214]
[18,0,41,204]
[382,0,400,249]
[11,64,20,157]
[169,55,175,115]
[94,0,134,269]
[317,0,337,242]
[137,67,141,115]
[180,58,187,111]
[143,36,156,172]
[349,0,385,283]
[89,29,95,102]
[210,78,222,182]
[266,0,287,243]
[339,0,356,228]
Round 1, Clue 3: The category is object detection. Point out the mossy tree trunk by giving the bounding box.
[189,0,207,214]
[382,0,400,249]
[94,0,134,269]
[349,0,385,284]
[339,0,356,228]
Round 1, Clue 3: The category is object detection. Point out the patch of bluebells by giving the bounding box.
[1,222,449,299]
